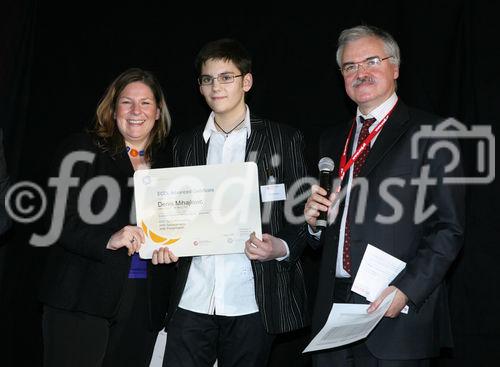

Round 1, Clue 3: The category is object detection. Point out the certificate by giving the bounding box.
[133,162,262,259]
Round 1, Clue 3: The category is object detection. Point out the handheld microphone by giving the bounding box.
[316,157,335,229]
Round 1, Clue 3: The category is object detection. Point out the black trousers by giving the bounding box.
[42,279,157,367]
[312,278,430,367]
[163,307,275,367]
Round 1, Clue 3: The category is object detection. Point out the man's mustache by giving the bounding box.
[352,76,375,88]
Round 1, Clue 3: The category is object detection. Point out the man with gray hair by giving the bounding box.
[304,25,465,366]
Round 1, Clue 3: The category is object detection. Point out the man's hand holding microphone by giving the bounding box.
[304,157,336,233]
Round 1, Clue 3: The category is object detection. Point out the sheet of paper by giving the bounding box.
[134,162,262,259]
[303,290,396,353]
[351,244,406,302]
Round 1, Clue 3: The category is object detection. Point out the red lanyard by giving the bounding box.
[338,99,398,183]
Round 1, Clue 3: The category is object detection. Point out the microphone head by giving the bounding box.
[318,157,335,172]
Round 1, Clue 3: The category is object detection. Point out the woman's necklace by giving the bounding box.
[126,146,145,157]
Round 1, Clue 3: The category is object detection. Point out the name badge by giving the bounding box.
[260,183,286,202]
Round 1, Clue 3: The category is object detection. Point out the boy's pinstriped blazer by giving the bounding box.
[165,116,310,334]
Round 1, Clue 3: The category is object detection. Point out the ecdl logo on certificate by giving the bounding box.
[133,162,262,259]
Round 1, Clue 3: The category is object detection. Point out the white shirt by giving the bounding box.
[309,93,398,277]
[178,106,260,316]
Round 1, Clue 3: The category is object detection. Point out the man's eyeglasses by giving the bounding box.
[198,73,243,86]
[340,56,394,76]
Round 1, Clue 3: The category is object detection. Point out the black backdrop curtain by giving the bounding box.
[1,1,498,366]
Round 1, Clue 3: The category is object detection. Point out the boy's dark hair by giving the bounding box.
[195,38,252,75]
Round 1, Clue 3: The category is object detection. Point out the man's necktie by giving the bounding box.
[342,116,376,274]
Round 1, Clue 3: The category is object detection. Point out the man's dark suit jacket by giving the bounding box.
[166,116,310,334]
[39,133,175,330]
[311,101,465,359]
